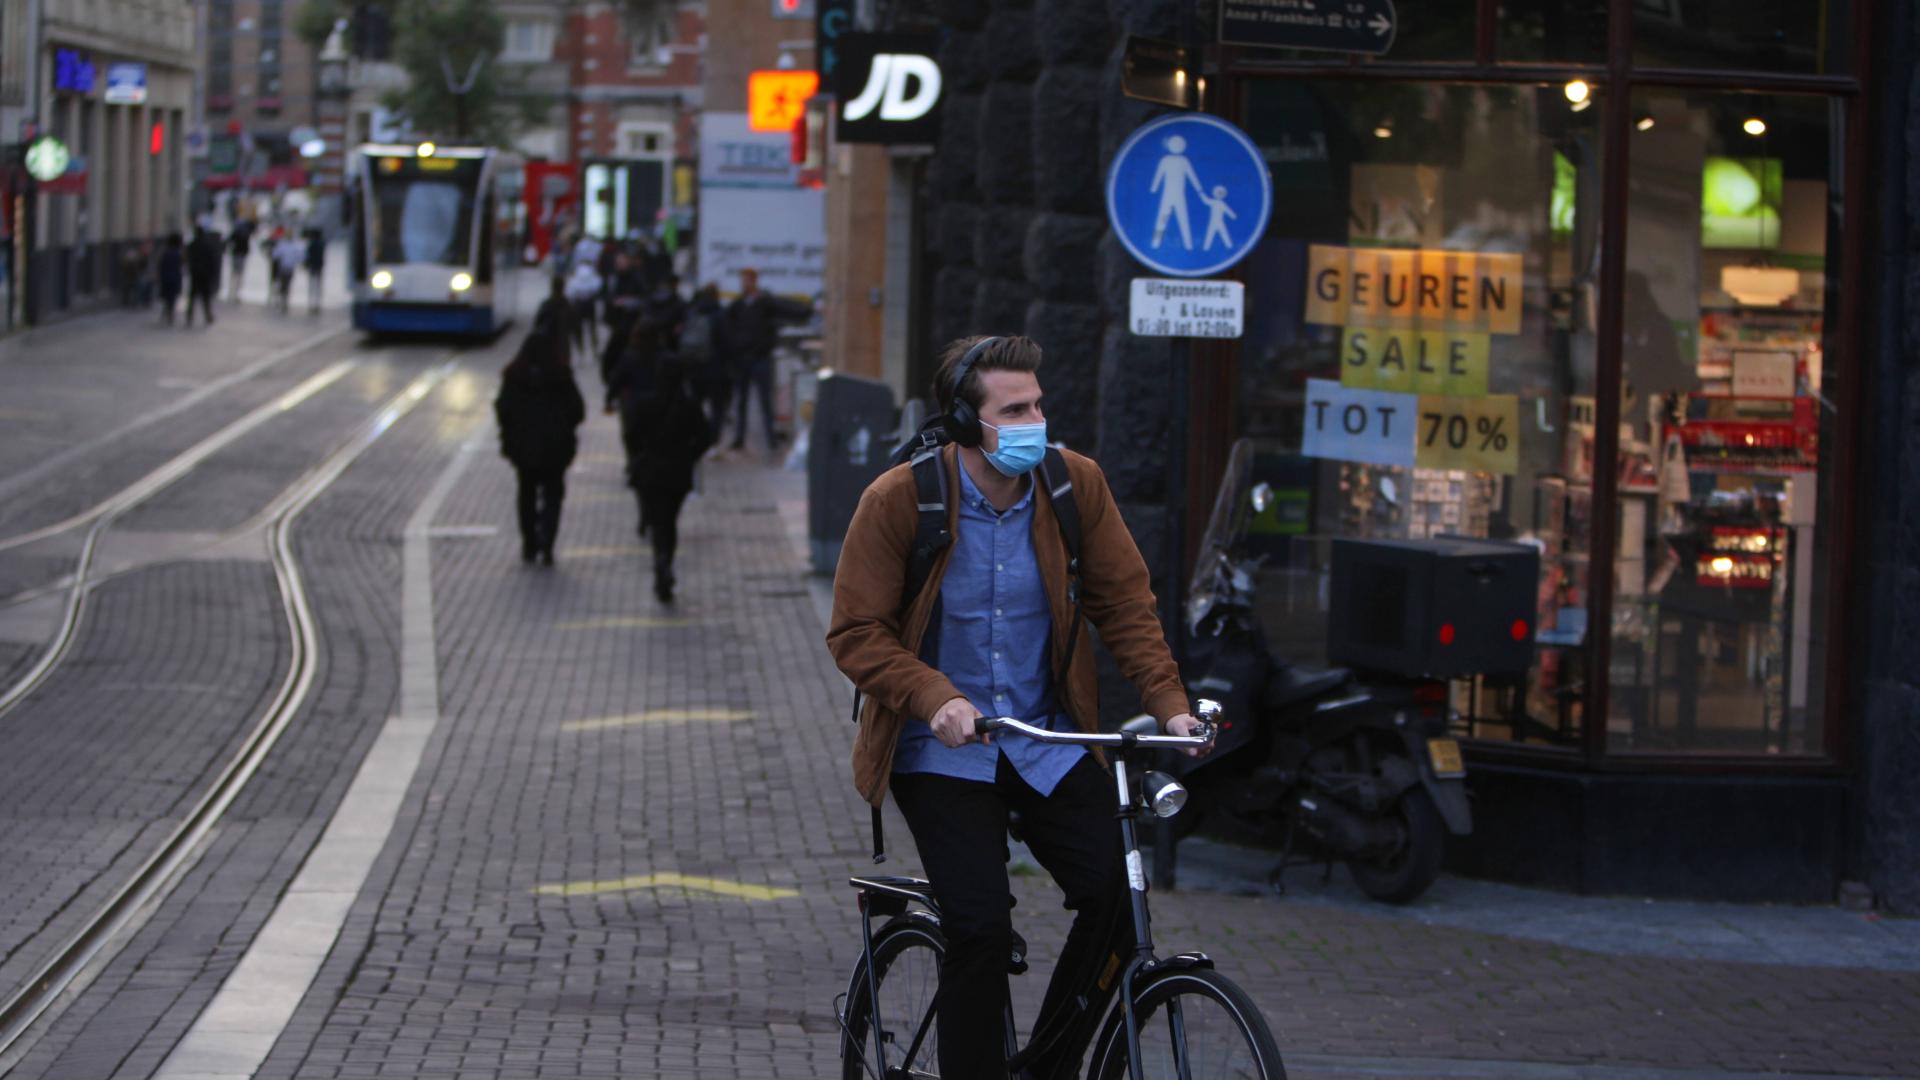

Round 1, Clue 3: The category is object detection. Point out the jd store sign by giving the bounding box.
[832,32,941,145]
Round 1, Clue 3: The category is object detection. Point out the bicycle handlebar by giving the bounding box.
[972,715,1214,749]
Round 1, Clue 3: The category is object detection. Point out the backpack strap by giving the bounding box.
[902,442,953,609]
[1037,448,1089,703]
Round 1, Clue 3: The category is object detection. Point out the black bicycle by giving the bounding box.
[838,703,1287,1079]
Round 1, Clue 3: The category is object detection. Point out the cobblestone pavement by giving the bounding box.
[2,299,1918,1079]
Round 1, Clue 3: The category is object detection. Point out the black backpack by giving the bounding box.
[854,429,1088,863]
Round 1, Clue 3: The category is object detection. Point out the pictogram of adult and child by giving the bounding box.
[1148,134,1238,252]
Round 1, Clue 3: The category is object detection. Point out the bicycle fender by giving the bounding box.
[1140,951,1215,977]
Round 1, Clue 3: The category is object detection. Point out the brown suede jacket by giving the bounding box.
[826,444,1190,807]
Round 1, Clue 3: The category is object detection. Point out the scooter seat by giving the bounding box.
[1263,664,1351,709]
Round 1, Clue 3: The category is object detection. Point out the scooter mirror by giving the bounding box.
[1249,482,1273,514]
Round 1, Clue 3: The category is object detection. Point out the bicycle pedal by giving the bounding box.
[1008,928,1029,975]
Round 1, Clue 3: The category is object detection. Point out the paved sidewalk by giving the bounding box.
[224,392,1920,1080]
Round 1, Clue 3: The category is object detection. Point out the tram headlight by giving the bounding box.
[370,269,393,290]
[449,272,473,292]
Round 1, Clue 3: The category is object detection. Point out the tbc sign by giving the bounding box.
[833,33,942,144]
[105,62,148,105]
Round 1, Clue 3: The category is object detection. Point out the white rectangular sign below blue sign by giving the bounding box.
[1300,378,1416,468]
[105,62,147,104]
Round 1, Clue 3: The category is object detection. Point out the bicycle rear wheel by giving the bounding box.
[841,917,945,1079]
[1088,966,1286,1079]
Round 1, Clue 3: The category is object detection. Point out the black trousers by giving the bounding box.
[731,357,775,448]
[635,484,689,578]
[185,285,216,325]
[515,467,566,556]
[891,753,1130,1079]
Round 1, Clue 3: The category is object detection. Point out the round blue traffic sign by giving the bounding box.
[1106,113,1272,279]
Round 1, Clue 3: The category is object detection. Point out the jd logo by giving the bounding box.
[843,54,941,123]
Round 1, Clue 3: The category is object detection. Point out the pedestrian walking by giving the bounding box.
[683,283,732,432]
[600,249,648,382]
[272,230,303,313]
[226,217,255,302]
[303,227,326,314]
[185,225,221,326]
[494,328,586,566]
[824,334,1210,1079]
[611,318,714,603]
[563,257,602,361]
[156,233,185,325]
[723,268,787,451]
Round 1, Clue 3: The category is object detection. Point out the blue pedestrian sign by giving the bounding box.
[1107,113,1271,279]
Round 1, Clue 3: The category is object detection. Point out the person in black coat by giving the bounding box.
[684,284,732,430]
[156,233,185,325]
[609,319,715,603]
[495,328,587,565]
[185,225,222,326]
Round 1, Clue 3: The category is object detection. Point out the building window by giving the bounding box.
[503,20,553,62]
[627,15,675,70]
[616,122,671,159]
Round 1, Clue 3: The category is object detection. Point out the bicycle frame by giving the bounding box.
[844,714,1217,1080]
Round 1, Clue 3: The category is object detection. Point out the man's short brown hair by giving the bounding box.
[932,335,1043,414]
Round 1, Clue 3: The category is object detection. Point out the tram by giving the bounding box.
[346,143,521,335]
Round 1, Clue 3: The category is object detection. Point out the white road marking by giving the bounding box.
[154,433,481,1080]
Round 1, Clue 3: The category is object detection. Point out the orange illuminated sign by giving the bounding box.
[748,70,819,133]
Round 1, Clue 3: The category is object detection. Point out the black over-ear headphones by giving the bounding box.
[942,336,1001,448]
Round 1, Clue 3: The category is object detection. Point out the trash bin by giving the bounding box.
[808,371,897,575]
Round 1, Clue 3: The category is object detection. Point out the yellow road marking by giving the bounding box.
[533,872,799,901]
[561,708,753,732]
[554,616,694,631]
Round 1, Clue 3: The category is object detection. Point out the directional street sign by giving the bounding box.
[1107,113,1272,279]
[1220,0,1397,56]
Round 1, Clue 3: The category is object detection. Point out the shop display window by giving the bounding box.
[1632,0,1851,76]
[1608,91,1838,755]
[1234,80,1606,750]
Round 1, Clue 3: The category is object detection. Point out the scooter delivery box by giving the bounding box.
[1327,537,1538,679]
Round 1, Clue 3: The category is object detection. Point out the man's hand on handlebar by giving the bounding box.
[931,697,986,748]
[1165,713,1213,758]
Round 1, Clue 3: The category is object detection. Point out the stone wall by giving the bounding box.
[922,0,1200,721]
[1860,0,1920,915]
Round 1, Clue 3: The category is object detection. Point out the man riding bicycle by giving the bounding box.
[827,334,1209,1078]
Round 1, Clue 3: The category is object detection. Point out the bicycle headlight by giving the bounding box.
[450,272,473,292]
[370,269,393,290]
[1144,771,1187,818]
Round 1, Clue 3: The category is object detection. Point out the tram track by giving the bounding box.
[0,354,464,1063]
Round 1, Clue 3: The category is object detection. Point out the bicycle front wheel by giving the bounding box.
[841,917,945,1079]
[1088,966,1286,1080]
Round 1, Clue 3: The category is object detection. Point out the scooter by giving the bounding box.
[1161,464,1473,904]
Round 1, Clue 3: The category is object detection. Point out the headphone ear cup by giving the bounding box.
[948,401,981,448]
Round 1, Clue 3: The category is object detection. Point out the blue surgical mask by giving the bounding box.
[981,421,1048,477]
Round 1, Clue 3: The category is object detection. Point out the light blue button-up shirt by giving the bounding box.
[893,460,1085,794]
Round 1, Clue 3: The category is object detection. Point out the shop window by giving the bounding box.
[1497,0,1607,65]
[1633,0,1850,76]
[1607,91,1837,755]
[1234,80,1605,749]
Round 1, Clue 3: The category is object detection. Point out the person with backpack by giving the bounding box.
[495,327,587,565]
[682,284,732,430]
[824,334,1210,1079]
[618,333,716,604]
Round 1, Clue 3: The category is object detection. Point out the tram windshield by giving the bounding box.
[366,155,481,266]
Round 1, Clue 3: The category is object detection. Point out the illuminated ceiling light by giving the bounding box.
[417,141,436,157]
[1710,557,1735,574]
[1635,114,1656,131]
[1720,264,1800,306]
[1373,124,1393,139]
[1742,117,1767,136]
[1570,98,1593,113]
[1563,79,1590,104]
